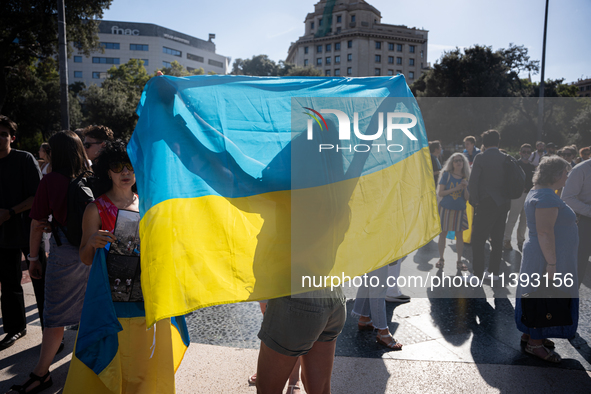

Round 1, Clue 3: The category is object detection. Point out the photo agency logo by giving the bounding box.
[303,106,418,153]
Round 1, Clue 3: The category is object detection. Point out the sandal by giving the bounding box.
[456,261,468,271]
[525,343,561,363]
[9,371,53,394]
[520,336,555,349]
[286,385,301,394]
[435,259,444,269]
[376,333,402,350]
[358,320,375,331]
[248,373,256,385]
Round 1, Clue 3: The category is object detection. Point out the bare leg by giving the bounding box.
[438,232,447,260]
[456,232,464,262]
[8,327,62,393]
[256,341,298,394]
[300,340,336,394]
[287,358,301,393]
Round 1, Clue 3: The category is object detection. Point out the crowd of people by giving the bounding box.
[430,131,590,363]
[0,109,590,393]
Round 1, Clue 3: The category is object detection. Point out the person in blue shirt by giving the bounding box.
[436,153,471,271]
[462,136,481,165]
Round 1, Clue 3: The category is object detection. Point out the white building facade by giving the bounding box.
[68,20,230,87]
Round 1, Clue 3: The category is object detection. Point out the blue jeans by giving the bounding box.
[351,265,389,330]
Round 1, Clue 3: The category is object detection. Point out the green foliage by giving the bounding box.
[231,56,322,77]
[0,0,112,111]
[159,60,204,77]
[412,44,539,98]
[3,58,82,153]
[284,65,323,77]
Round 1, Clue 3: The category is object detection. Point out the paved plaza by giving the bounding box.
[2,233,591,393]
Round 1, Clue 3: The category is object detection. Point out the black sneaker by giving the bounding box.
[0,329,26,351]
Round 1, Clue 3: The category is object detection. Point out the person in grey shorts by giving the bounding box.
[256,287,346,394]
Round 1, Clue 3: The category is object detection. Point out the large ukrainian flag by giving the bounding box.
[128,75,440,327]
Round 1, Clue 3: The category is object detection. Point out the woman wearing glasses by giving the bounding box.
[436,153,471,272]
[63,140,183,393]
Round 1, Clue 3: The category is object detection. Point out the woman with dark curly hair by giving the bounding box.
[64,140,185,393]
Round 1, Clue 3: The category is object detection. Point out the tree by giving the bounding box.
[231,55,279,76]
[82,59,151,139]
[411,44,539,98]
[3,58,82,153]
[0,0,112,112]
[159,60,204,77]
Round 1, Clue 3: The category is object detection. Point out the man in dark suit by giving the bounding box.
[468,130,510,281]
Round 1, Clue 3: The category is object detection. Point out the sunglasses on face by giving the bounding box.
[84,141,102,149]
[453,159,464,163]
[109,162,134,173]
[521,151,531,154]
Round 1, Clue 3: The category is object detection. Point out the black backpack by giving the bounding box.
[59,171,96,247]
[503,154,526,199]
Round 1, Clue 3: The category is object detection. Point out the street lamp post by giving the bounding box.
[537,0,549,141]
[57,0,70,130]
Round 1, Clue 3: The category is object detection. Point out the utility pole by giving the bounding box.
[537,0,549,141]
[57,0,70,130]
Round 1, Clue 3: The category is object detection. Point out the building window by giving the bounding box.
[208,59,224,68]
[347,67,352,75]
[304,46,309,54]
[74,56,82,63]
[421,62,423,68]
[163,61,171,67]
[409,71,415,79]
[336,27,341,33]
[317,58,322,65]
[409,45,416,53]
[388,70,394,76]
[335,69,340,76]
[326,44,331,52]
[375,68,381,76]
[304,59,309,66]
[375,55,381,62]
[311,22,314,30]
[130,44,149,51]
[92,57,120,64]
[397,44,403,52]
[337,15,342,23]
[421,50,424,59]
[187,53,204,62]
[335,55,340,64]
[317,45,322,53]
[347,54,352,62]
[388,43,394,51]
[74,71,82,78]
[388,56,394,64]
[326,57,331,65]
[347,40,353,48]
[351,15,355,22]
[409,58,415,66]
[92,72,102,79]
[325,70,331,76]
[319,18,323,26]
[375,41,382,49]
[163,47,182,57]
[100,42,120,50]
[396,57,402,65]
[335,42,341,50]
[397,70,402,74]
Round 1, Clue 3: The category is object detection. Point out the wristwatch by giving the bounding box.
[8,208,16,217]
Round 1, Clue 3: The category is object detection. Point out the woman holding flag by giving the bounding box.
[63,140,188,394]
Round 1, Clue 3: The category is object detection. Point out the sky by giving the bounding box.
[102,0,590,83]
